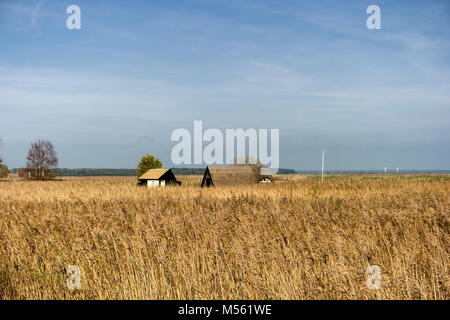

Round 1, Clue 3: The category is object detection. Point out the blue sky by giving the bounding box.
[0,0,449,170]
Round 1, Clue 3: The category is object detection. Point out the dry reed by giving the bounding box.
[0,174,448,299]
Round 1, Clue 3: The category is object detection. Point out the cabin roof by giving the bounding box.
[139,168,169,180]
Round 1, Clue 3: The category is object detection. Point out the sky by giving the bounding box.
[0,0,449,170]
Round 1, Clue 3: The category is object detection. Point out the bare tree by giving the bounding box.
[26,139,58,180]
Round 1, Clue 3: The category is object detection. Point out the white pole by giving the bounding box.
[384,167,387,174]
[397,168,399,173]
[321,148,324,182]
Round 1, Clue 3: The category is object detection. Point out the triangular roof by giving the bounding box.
[139,168,169,180]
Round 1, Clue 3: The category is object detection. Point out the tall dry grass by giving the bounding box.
[0,174,448,299]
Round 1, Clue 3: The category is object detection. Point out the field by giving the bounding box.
[0,174,448,299]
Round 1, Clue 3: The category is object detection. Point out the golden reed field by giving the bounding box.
[0,174,448,300]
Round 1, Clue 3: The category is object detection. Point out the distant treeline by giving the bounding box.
[172,168,298,175]
[11,168,447,177]
[11,168,137,176]
[11,167,298,176]
[58,168,137,176]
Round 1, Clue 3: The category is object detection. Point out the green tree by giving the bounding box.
[136,154,162,178]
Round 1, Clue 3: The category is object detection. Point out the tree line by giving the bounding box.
[10,167,298,176]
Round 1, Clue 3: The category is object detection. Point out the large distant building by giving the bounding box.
[201,165,273,187]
